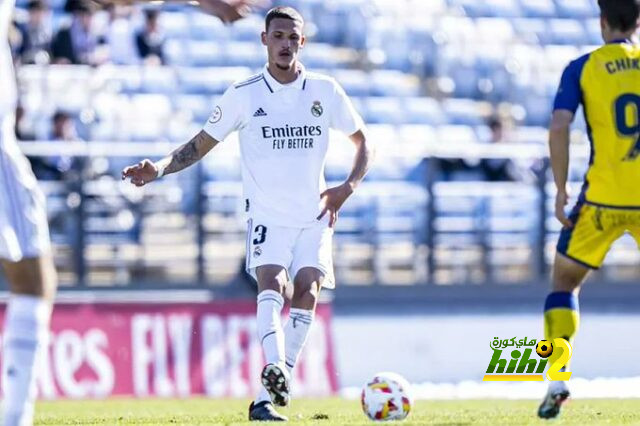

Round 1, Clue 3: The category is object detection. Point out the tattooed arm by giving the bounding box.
[122,130,219,187]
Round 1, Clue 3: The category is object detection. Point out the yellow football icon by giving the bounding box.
[536,340,554,358]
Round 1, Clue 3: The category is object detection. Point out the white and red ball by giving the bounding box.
[361,372,413,421]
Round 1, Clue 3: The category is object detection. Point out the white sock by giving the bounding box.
[283,308,314,372]
[255,290,285,404]
[255,386,272,404]
[254,309,315,405]
[256,290,285,366]
[2,295,52,426]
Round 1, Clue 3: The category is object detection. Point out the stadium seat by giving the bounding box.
[311,6,346,45]
[333,70,371,97]
[474,18,515,44]
[435,16,478,46]
[478,60,513,101]
[485,0,523,17]
[449,64,481,99]
[301,43,354,69]
[177,67,252,94]
[447,0,489,17]
[131,94,172,119]
[442,99,489,126]
[174,95,212,121]
[397,125,437,158]
[349,97,367,119]
[402,98,447,126]
[436,124,478,145]
[189,12,229,40]
[223,42,266,67]
[370,70,420,97]
[91,119,120,141]
[228,15,264,42]
[522,94,553,126]
[512,18,552,44]
[513,126,548,144]
[554,0,596,19]
[158,12,190,39]
[518,0,556,18]
[549,19,587,45]
[405,19,438,76]
[92,93,131,122]
[364,97,404,124]
[187,41,225,67]
[167,120,201,142]
[584,19,603,45]
[366,19,412,72]
[140,67,177,94]
[163,39,188,66]
[398,124,437,145]
[544,45,581,74]
[128,120,165,142]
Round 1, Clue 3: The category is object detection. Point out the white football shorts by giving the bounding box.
[0,115,50,262]
[245,214,335,288]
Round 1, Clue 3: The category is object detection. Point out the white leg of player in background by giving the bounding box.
[1,256,56,426]
[1,119,57,426]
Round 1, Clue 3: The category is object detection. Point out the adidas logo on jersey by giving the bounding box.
[253,108,267,117]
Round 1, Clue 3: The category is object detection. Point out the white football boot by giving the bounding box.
[261,363,291,407]
[538,380,570,419]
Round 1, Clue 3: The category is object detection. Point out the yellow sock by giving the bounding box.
[544,292,579,372]
[544,292,579,343]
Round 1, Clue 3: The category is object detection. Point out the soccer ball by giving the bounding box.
[361,372,413,421]
[536,340,554,358]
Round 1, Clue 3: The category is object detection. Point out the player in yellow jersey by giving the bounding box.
[538,0,640,419]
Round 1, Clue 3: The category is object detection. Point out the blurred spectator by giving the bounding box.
[477,116,520,181]
[435,157,472,181]
[8,19,23,62]
[135,9,165,65]
[105,4,138,65]
[51,0,107,65]
[50,110,79,142]
[14,105,35,141]
[15,0,52,64]
[30,111,82,180]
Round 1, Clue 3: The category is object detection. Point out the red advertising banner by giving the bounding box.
[0,302,337,399]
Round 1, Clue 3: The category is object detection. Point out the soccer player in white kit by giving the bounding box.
[0,1,259,424]
[0,0,57,423]
[123,6,373,421]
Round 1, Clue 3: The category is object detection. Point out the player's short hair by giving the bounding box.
[598,0,640,33]
[265,6,304,31]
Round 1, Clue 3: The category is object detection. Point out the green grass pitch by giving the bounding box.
[35,397,640,425]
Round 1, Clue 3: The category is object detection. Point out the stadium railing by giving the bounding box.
[12,140,639,295]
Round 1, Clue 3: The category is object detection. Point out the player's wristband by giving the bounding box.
[156,162,167,179]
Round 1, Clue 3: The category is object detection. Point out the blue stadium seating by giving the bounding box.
[549,19,587,45]
[554,0,597,19]
[402,98,447,126]
[518,0,557,18]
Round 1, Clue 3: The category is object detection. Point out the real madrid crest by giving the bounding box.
[311,100,323,117]
[208,106,222,124]
[253,246,262,257]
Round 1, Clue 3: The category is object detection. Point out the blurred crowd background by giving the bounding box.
[6,0,638,292]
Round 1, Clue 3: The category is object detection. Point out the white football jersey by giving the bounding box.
[203,63,364,228]
[0,0,17,124]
